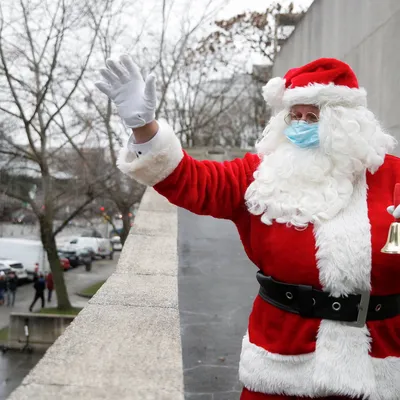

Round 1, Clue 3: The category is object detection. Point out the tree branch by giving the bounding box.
[52,196,94,238]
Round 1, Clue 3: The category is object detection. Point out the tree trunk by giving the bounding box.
[39,215,72,310]
[120,206,132,245]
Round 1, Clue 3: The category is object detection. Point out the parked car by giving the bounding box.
[61,237,113,260]
[58,247,92,268]
[11,212,36,225]
[0,239,50,280]
[0,258,28,281]
[110,236,122,251]
[59,257,71,271]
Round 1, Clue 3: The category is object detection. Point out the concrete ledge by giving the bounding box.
[89,273,178,308]
[9,187,184,400]
[117,234,178,276]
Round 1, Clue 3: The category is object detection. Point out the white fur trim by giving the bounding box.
[314,173,372,296]
[239,335,400,399]
[239,335,317,397]
[312,173,374,396]
[117,120,184,186]
[371,357,400,400]
[314,321,374,397]
[283,83,367,108]
[262,77,286,109]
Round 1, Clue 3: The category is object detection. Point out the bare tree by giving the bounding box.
[139,0,248,148]
[167,64,246,147]
[68,0,233,243]
[0,0,110,310]
[58,0,149,246]
[152,0,227,118]
[166,2,309,149]
[198,2,304,65]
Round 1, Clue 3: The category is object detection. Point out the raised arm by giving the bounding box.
[95,54,259,220]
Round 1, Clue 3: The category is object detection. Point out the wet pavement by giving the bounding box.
[0,350,43,399]
[178,209,259,400]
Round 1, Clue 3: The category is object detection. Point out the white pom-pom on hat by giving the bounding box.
[262,77,286,109]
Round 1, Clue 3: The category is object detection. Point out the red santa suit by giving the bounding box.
[118,58,400,399]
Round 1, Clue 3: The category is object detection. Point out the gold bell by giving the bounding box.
[381,183,400,254]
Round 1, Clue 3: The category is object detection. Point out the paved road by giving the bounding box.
[178,209,259,400]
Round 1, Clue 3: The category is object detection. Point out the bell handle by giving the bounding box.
[394,183,400,222]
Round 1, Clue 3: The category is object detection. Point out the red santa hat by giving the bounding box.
[263,58,367,109]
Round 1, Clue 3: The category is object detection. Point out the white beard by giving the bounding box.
[245,143,356,228]
[245,106,396,228]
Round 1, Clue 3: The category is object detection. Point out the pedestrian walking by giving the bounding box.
[0,272,7,306]
[6,271,18,307]
[46,272,54,303]
[29,272,46,312]
[95,56,400,399]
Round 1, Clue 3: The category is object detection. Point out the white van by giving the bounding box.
[61,237,113,259]
[0,239,50,280]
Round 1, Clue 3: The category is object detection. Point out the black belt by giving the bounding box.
[257,271,400,328]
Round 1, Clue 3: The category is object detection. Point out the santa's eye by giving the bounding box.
[305,112,319,123]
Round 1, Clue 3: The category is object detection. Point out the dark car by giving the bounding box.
[58,247,92,268]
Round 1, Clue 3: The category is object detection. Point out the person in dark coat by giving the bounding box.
[0,272,6,306]
[29,273,46,311]
[46,272,54,303]
[6,272,18,307]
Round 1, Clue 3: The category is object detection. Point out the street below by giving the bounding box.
[178,209,259,400]
[0,253,118,330]
[0,250,118,400]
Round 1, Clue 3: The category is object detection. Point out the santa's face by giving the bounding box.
[245,103,395,228]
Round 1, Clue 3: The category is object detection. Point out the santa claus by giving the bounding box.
[95,56,400,400]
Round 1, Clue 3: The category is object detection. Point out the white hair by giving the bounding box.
[245,105,397,228]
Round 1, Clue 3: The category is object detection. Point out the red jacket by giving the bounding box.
[46,273,54,290]
[152,151,400,399]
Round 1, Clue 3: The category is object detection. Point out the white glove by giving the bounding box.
[94,54,157,129]
[387,205,400,219]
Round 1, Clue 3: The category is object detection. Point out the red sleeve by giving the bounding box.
[153,151,260,220]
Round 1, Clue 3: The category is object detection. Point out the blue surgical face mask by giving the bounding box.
[283,120,320,149]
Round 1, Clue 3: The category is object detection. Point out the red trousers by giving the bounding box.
[241,388,360,399]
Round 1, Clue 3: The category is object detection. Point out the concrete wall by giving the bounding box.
[8,313,75,351]
[273,0,400,155]
[9,188,184,400]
